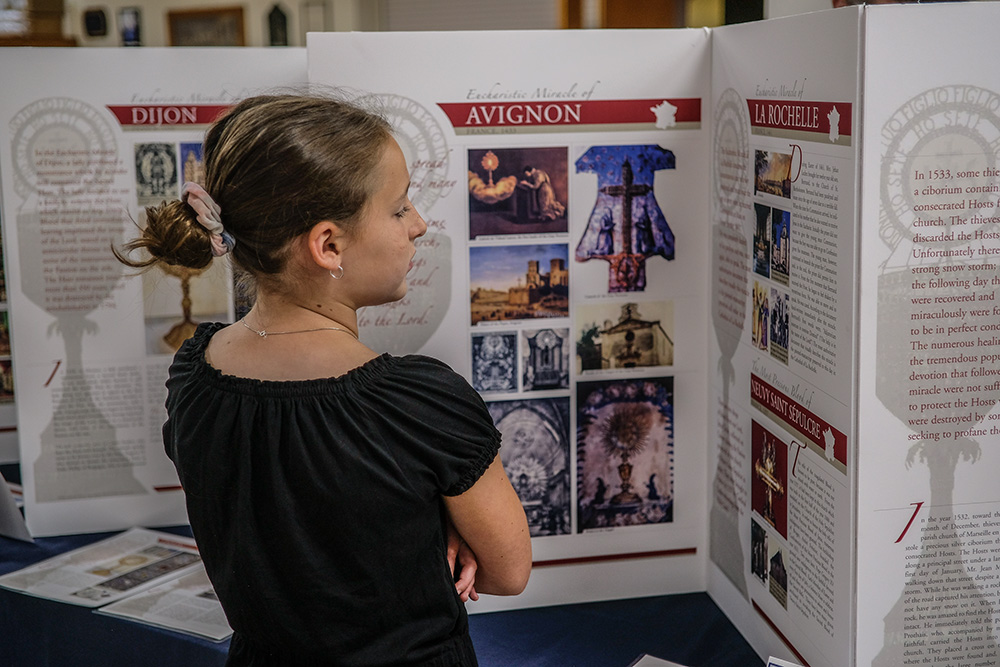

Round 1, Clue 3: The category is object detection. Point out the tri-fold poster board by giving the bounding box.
[2,4,1000,665]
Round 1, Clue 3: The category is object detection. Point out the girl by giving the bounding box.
[116,93,531,666]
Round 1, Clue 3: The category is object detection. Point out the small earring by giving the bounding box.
[330,265,344,279]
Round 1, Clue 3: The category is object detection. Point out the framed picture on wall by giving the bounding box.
[167,7,245,47]
[118,7,141,46]
[83,9,108,37]
[268,5,289,46]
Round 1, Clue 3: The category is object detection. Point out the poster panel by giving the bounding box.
[308,29,712,609]
[0,48,306,536]
[858,4,1000,666]
[708,8,861,667]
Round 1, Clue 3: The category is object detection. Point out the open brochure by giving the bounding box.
[0,528,201,608]
[97,564,232,642]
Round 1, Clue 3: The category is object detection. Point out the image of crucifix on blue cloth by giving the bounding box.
[575,145,676,292]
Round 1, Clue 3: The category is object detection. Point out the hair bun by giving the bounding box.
[113,199,215,270]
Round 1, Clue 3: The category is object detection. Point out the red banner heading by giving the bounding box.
[746,99,852,136]
[750,373,847,465]
[106,105,231,127]
[437,98,700,129]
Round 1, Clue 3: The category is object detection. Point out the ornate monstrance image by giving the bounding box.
[576,377,674,530]
[709,86,752,599]
[575,145,676,292]
[141,231,230,355]
[159,263,206,351]
[471,332,517,393]
[134,142,178,206]
[11,96,146,501]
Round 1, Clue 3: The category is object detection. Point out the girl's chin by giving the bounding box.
[367,286,408,307]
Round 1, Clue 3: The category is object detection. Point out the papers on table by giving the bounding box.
[98,565,232,642]
[0,527,232,641]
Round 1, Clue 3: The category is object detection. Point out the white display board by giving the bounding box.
[707,7,861,667]
[0,48,307,536]
[858,4,1000,667]
[308,28,713,612]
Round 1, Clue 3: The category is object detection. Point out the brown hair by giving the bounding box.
[114,93,393,292]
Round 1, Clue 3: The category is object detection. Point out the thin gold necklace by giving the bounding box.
[240,317,359,340]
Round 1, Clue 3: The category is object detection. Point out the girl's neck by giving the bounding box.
[248,291,359,337]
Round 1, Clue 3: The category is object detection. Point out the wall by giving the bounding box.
[378,0,561,31]
[63,0,569,47]
[63,0,376,47]
[64,0,726,47]
[764,0,829,18]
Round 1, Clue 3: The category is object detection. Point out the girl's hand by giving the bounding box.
[446,521,479,602]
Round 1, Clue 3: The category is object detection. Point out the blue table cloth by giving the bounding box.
[0,528,761,667]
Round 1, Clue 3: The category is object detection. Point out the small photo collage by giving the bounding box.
[749,419,789,609]
[752,149,792,365]
[467,142,678,537]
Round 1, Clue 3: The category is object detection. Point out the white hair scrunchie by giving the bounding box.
[181,181,235,257]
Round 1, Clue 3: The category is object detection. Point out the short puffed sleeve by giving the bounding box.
[360,355,501,496]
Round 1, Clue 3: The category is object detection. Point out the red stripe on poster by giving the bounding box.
[438,98,701,129]
[106,105,231,127]
[750,373,848,466]
[752,600,811,666]
[533,547,696,568]
[746,99,852,136]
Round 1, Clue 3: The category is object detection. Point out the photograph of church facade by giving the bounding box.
[469,244,569,325]
[575,301,673,372]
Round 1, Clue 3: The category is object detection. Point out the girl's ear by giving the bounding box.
[305,220,348,273]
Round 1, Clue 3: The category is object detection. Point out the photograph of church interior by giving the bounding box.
[0,0,993,666]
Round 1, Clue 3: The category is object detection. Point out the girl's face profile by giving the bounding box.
[342,139,427,307]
